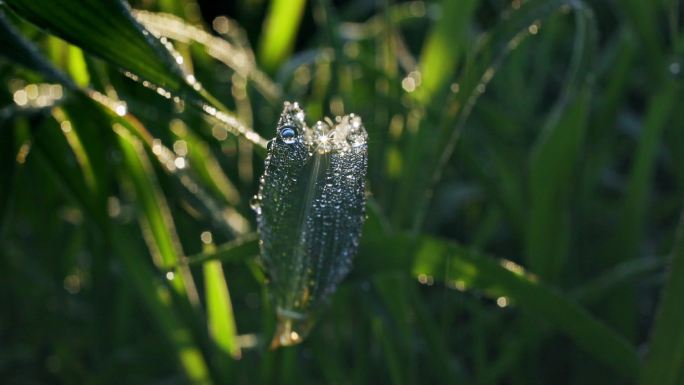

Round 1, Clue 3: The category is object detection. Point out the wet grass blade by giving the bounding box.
[133,10,280,101]
[409,235,639,377]
[4,0,185,91]
[255,104,368,346]
[115,125,200,307]
[4,0,267,149]
[640,207,684,385]
[357,217,638,377]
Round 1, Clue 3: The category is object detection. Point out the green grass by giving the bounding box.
[1,0,683,384]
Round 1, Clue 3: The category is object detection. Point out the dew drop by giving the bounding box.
[250,195,262,212]
[279,125,298,144]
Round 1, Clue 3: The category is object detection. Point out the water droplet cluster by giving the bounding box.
[253,101,367,346]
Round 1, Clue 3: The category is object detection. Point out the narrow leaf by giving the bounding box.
[415,0,478,103]
[115,125,200,306]
[4,0,185,90]
[204,256,242,359]
[258,0,307,72]
[255,102,368,347]
[410,235,639,377]
[0,9,74,87]
[183,233,259,267]
[640,208,684,385]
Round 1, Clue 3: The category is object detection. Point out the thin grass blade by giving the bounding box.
[640,207,684,385]
[258,0,307,72]
[115,125,200,307]
[204,251,241,359]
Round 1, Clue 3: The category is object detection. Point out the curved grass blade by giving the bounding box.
[4,0,184,90]
[254,102,367,347]
[3,0,267,149]
[402,0,598,231]
[356,210,638,377]
[133,10,281,102]
[409,236,639,377]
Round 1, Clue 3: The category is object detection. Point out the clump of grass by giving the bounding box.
[0,0,682,384]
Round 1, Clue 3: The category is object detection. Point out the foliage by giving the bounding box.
[0,0,683,384]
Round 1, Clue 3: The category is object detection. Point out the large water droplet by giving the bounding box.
[279,125,298,144]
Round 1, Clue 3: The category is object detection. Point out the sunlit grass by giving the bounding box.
[1,0,683,384]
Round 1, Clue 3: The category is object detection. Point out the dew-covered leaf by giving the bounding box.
[254,102,368,347]
[3,0,267,148]
[4,0,185,91]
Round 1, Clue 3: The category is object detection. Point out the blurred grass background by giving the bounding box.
[0,0,683,384]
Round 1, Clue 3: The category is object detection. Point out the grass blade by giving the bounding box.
[526,88,592,280]
[4,0,186,91]
[258,0,307,72]
[0,9,74,87]
[115,125,200,306]
[357,214,638,377]
[410,235,639,377]
[640,207,684,385]
[526,4,597,281]
[599,82,678,338]
[4,0,267,148]
[414,0,477,103]
[183,233,259,267]
[204,255,241,359]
